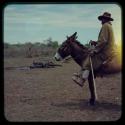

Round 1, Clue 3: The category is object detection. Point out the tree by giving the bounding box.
[51,41,58,48]
[43,37,59,48]
[34,42,41,47]
[43,37,52,46]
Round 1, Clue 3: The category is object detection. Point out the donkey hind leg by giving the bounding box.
[88,72,97,105]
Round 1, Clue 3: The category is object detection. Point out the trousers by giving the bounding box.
[81,53,106,71]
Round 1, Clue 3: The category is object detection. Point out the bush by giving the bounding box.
[4,41,58,58]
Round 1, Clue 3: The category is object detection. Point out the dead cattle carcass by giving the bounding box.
[30,60,62,68]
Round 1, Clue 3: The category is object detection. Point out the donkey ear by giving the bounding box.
[75,36,78,39]
[73,32,77,37]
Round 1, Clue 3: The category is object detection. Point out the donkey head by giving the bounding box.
[54,32,77,61]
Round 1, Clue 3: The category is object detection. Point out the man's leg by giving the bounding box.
[72,55,91,87]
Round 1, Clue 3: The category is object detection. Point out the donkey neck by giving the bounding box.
[70,42,87,66]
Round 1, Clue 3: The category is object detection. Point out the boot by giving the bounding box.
[73,72,80,77]
[72,70,90,87]
[72,75,85,87]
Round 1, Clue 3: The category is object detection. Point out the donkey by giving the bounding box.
[54,32,121,105]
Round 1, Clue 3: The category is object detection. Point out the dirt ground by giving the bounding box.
[4,57,122,122]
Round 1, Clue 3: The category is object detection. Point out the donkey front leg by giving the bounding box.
[88,72,97,105]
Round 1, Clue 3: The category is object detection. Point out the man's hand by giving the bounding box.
[89,40,97,46]
[88,49,98,56]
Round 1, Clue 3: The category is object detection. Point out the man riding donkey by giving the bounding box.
[72,12,117,87]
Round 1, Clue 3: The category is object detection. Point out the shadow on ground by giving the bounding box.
[51,99,121,112]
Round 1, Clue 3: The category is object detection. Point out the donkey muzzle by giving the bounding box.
[54,52,63,61]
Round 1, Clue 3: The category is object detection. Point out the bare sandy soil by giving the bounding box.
[4,57,122,122]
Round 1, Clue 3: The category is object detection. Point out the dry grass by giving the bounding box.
[4,44,56,58]
[4,57,122,122]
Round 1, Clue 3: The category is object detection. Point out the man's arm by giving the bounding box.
[95,24,109,53]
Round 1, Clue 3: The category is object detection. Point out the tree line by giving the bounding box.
[4,37,59,49]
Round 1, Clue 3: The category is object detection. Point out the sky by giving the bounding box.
[4,3,122,45]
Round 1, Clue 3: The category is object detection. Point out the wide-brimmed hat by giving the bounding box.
[98,12,114,21]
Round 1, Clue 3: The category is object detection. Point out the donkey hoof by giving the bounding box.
[89,99,95,106]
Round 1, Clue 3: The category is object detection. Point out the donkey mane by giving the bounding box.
[75,40,88,50]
